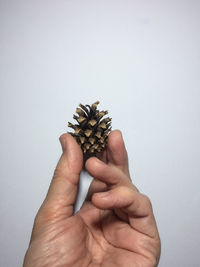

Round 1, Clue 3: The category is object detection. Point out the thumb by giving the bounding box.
[41,133,83,219]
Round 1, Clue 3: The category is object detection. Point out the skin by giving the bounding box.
[23,130,161,267]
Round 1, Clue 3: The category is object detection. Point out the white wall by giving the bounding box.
[0,1,200,266]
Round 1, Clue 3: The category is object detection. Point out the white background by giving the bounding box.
[1,0,200,266]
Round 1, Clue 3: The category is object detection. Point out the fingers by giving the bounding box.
[84,129,160,251]
[85,130,130,183]
[92,186,158,238]
[40,133,83,219]
[85,179,107,201]
[93,186,151,216]
[84,129,137,204]
[100,210,160,265]
[85,157,130,185]
[107,130,129,175]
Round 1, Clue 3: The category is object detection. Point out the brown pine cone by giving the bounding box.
[68,101,112,160]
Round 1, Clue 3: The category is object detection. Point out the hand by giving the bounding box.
[23,130,161,267]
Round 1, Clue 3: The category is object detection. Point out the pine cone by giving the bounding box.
[68,101,112,159]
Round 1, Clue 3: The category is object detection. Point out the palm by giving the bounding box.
[39,198,156,267]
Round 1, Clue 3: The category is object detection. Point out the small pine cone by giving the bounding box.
[68,101,112,159]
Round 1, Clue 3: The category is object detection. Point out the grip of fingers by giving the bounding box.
[92,186,153,218]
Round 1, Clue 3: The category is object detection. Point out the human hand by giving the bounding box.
[23,130,161,267]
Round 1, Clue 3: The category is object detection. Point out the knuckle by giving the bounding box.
[117,185,131,195]
[53,159,68,180]
[34,208,45,226]
[142,194,153,209]
[117,186,134,201]
[53,166,63,179]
